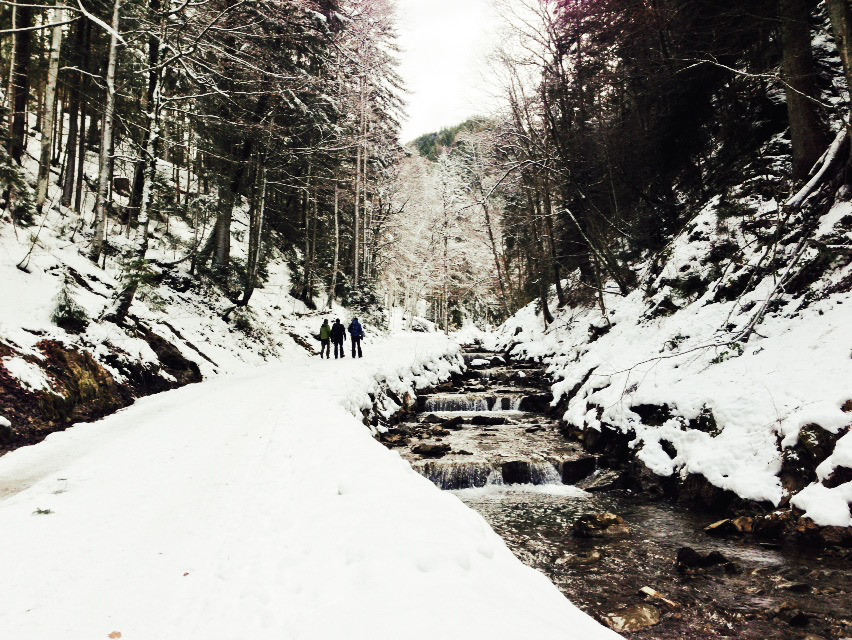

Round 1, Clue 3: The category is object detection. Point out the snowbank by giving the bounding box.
[0,333,619,639]
[488,198,852,526]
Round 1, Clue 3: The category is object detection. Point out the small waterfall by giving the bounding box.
[423,394,526,412]
[418,460,562,489]
[419,461,503,490]
[424,395,490,412]
[529,462,562,485]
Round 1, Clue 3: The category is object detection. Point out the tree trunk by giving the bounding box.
[90,0,122,263]
[353,91,362,289]
[9,4,33,164]
[826,0,852,94]
[240,162,266,307]
[4,0,16,115]
[541,184,565,306]
[780,0,829,180]
[61,72,80,207]
[107,4,165,324]
[213,183,235,269]
[127,0,161,224]
[480,196,510,317]
[825,0,852,177]
[36,7,65,213]
[327,182,339,308]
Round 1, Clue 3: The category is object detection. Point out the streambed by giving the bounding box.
[381,347,851,638]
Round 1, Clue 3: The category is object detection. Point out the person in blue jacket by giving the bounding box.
[348,317,364,358]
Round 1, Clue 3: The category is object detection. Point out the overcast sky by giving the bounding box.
[394,0,503,143]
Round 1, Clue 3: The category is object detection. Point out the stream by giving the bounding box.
[381,345,851,638]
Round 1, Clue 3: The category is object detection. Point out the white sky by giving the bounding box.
[394,0,503,143]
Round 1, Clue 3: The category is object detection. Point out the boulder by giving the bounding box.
[795,517,852,547]
[381,432,406,445]
[678,472,744,512]
[704,516,753,537]
[411,443,450,458]
[0,420,14,445]
[704,519,739,537]
[782,423,847,492]
[577,469,622,492]
[501,461,532,484]
[823,465,852,488]
[421,413,443,424]
[753,511,794,539]
[441,416,465,430]
[603,604,661,632]
[572,512,631,538]
[469,415,509,426]
[627,457,672,499]
[676,546,738,573]
[771,602,811,627]
[560,456,597,484]
[518,393,551,413]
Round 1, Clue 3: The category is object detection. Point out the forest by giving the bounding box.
[0,0,850,332]
[1,0,851,638]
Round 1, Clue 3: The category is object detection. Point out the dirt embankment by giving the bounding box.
[0,322,201,454]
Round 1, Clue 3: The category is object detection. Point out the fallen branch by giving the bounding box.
[786,129,848,210]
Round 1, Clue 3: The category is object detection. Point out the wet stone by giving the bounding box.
[469,415,510,426]
[411,442,450,458]
[676,546,738,573]
[572,512,631,538]
[441,416,465,430]
[560,456,597,484]
[603,603,661,632]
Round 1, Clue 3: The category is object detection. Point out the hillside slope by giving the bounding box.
[0,134,338,452]
[487,190,852,538]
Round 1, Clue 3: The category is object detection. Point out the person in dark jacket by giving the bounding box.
[318,319,331,359]
[348,317,364,358]
[330,318,347,359]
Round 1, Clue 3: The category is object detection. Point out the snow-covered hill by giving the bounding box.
[486,193,852,535]
[0,135,348,452]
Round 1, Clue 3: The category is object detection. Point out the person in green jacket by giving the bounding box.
[318,319,331,359]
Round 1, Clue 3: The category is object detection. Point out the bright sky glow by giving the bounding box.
[394,0,502,142]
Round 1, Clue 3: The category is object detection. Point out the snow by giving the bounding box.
[0,333,620,640]
[1,356,53,392]
[791,483,852,528]
[0,415,10,428]
[0,131,341,386]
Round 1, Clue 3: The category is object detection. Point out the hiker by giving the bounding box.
[318,319,331,359]
[330,318,347,359]
[348,317,364,358]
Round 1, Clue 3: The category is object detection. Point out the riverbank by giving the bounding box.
[0,332,620,640]
[481,197,852,536]
[387,345,851,638]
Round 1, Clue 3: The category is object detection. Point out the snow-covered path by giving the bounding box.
[0,333,619,640]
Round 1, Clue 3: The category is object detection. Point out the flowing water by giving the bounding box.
[382,347,852,638]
